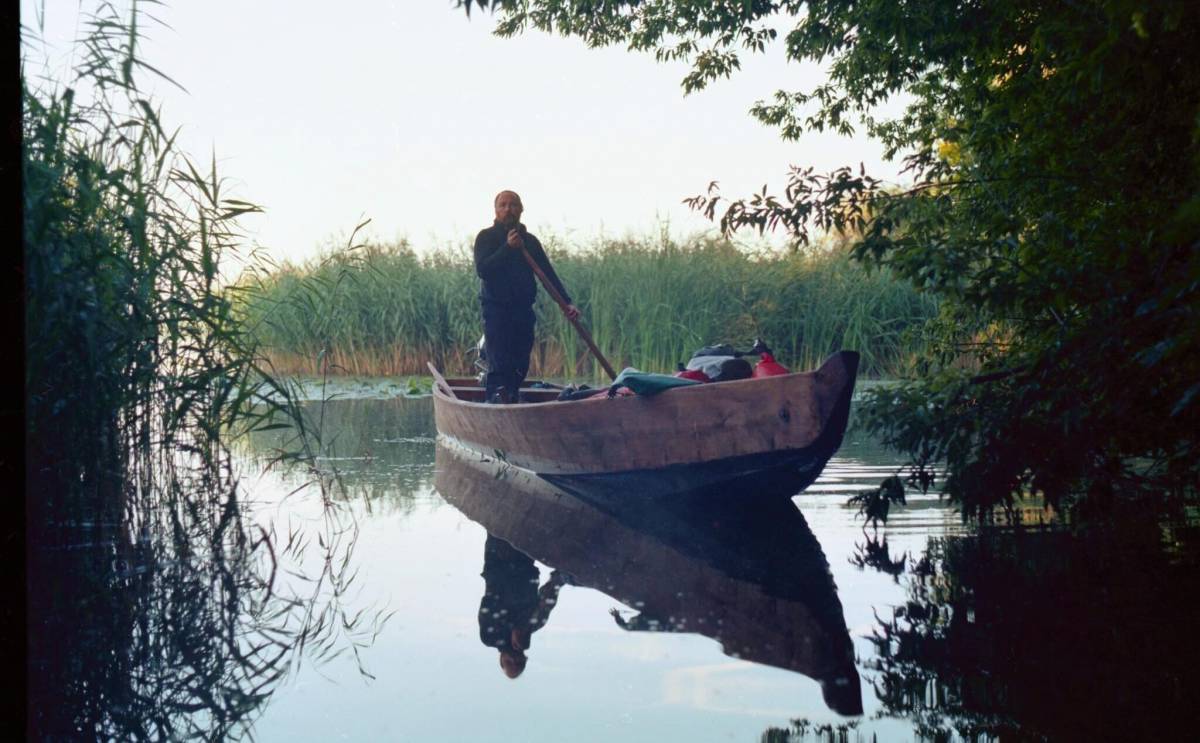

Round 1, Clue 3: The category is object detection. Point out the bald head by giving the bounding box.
[494,190,522,207]
[494,190,524,227]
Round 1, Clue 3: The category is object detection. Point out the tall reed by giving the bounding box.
[24,4,364,738]
[238,233,938,379]
[24,2,303,535]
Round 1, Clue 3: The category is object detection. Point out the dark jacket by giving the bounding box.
[473,222,572,308]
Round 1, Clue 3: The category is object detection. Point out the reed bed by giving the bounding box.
[27,14,247,530]
[236,233,938,379]
[25,6,368,738]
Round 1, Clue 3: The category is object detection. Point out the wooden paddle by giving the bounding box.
[515,238,618,381]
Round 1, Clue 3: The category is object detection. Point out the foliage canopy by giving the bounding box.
[460,0,1200,517]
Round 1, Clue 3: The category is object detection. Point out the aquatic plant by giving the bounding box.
[235,232,937,379]
[24,3,376,737]
[24,0,307,538]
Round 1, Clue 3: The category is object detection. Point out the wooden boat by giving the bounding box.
[434,443,863,715]
[430,351,859,498]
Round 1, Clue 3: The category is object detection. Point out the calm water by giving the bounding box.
[30,392,1200,741]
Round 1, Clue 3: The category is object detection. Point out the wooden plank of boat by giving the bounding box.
[434,442,862,715]
[441,377,560,390]
[426,362,458,399]
[431,350,859,497]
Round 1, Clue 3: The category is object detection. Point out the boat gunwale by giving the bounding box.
[430,354,851,410]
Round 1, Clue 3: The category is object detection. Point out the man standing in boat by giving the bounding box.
[474,190,579,403]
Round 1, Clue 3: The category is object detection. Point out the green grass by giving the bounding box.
[236,232,938,379]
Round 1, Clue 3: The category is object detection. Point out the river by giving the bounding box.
[29,391,1200,741]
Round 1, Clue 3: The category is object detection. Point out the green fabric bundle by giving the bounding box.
[607,368,701,397]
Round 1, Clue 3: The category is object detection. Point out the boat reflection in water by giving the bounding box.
[434,443,863,716]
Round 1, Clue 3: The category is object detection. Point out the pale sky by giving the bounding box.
[22,1,905,264]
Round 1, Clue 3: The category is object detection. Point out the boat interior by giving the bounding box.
[441,378,570,404]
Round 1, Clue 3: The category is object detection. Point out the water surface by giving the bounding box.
[33,393,1200,741]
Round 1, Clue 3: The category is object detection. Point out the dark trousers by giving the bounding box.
[482,302,535,402]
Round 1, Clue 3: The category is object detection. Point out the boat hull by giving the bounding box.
[432,351,858,497]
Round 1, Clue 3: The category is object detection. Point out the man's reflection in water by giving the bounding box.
[478,534,568,678]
